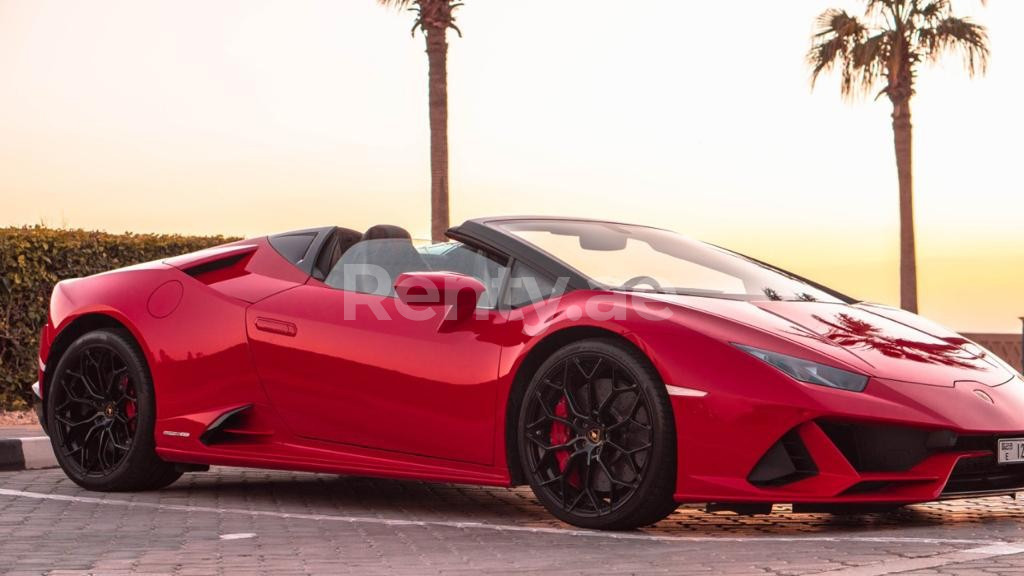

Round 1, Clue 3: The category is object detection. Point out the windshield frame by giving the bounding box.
[481,217,857,304]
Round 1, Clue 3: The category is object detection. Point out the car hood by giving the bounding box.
[634,294,1014,387]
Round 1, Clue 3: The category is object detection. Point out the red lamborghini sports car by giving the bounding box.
[33,217,1024,529]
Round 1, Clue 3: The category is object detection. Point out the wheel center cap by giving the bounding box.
[587,428,602,444]
[103,403,115,418]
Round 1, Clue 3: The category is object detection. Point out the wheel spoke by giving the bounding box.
[106,366,128,397]
[580,458,608,515]
[566,490,586,512]
[56,412,101,429]
[55,399,90,412]
[559,449,588,509]
[606,440,652,457]
[525,413,549,430]
[539,377,561,391]
[110,419,132,448]
[608,444,640,476]
[597,454,639,490]
[533,389,578,432]
[65,370,103,401]
[82,350,104,396]
[573,356,603,380]
[606,393,648,432]
[79,353,107,401]
[80,420,105,470]
[596,368,619,417]
[539,474,563,488]
[625,391,643,419]
[97,428,112,470]
[560,362,589,420]
[573,357,603,415]
[587,373,598,416]
[525,432,574,453]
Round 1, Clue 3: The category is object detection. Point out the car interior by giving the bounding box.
[267,224,563,308]
[313,226,363,280]
[296,225,502,304]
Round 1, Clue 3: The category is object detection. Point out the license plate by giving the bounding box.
[997,438,1024,464]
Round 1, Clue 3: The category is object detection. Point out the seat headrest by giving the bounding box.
[364,225,412,241]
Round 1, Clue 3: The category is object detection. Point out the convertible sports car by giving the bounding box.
[33,217,1024,530]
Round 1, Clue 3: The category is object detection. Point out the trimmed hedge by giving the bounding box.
[0,227,238,411]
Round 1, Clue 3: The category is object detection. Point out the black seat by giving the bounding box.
[363,224,413,242]
[313,227,363,280]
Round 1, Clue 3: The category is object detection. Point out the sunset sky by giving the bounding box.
[1,0,1021,333]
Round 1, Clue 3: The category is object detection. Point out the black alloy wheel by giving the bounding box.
[47,329,181,491]
[518,338,678,530]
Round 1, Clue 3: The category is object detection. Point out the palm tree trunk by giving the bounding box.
[891,99,918,313]
[424,27,450,243]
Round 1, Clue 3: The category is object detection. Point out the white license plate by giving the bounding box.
[997,438,1024,464]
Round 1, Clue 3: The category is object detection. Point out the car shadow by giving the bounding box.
[155,468,1024,537]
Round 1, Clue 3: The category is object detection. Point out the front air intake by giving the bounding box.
[942,455,1024,496]
[748,430,818,487]
[818,421,935,472]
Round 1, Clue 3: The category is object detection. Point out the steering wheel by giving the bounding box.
[619,275,663,291]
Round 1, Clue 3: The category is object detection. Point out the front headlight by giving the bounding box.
[733,344,869,392]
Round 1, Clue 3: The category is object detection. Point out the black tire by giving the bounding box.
[517,338,678,530]
[46,328,182,491]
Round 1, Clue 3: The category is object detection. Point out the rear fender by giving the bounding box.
[42,266,272,455]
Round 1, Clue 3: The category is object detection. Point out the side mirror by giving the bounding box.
[394,272,485,322]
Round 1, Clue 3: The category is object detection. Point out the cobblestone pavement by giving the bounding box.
[3,467,1024,575]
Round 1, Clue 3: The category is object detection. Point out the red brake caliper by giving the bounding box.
[121,376,137,433]
[550,398,581,487]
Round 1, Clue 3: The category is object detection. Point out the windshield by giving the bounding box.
[492,220,845,303]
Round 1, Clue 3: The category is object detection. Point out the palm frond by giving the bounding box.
[913,0,951,24]
[377,0,416,8]
[853,31,894,98]
[866,0,907,28]
[808,9,876,97]
[809,0,989,100]
[864,0,899,14]
[382,0,463,38]
[919,16,990,75]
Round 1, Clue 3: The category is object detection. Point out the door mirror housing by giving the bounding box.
[394,272,486,322]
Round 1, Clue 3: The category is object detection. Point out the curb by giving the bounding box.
[0,437,58,471]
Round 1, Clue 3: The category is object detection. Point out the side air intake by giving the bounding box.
[164,244,258,284]
[200,404,272,445]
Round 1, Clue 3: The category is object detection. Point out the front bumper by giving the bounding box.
[670,375,1024,506]
[747,420,1022,502]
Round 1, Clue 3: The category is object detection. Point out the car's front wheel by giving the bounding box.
[46,328,181,491]
[518,338,678,530]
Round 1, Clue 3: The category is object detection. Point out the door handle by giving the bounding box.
[254,317,298,337]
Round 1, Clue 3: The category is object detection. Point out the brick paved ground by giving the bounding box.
[2,467,1024,575]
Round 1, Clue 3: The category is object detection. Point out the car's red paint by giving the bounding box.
[245,279,504,465]
[36,219,1024,510]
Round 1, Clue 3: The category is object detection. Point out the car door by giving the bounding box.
[245,241,508,465]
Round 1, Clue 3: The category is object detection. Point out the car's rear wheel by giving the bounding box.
[47,328,181,491]
[518,338,678,530]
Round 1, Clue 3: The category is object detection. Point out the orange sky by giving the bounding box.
[0,0,1021,333]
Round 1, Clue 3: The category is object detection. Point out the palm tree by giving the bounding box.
[379,0,463,243]
[807,0,989,313]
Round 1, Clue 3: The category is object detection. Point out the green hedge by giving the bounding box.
[0,226,238,411]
